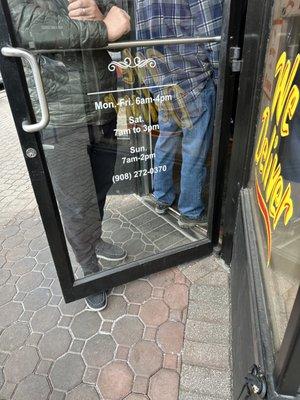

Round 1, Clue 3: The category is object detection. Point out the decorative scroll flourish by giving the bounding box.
[108,56,157,71]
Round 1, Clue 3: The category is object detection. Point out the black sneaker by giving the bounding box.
[178,214,208,228]
[155,202,170,215]
[85,291,108,311]
[95,240,127,262]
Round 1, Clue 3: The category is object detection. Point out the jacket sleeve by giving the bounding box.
[8,0,109,50]
[95,0,131,51]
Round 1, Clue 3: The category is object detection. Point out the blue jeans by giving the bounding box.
[153,80,216,219]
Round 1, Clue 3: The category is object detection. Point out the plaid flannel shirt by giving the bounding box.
[135,0,223,106]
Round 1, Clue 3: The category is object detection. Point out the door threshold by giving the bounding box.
[134,194,207,242]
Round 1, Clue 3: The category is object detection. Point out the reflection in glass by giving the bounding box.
[6,0,222,279]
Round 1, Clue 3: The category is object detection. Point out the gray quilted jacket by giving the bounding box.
[8,0,117,128]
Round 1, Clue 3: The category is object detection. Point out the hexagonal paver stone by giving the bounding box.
[129,341,162,377]
[6,246,29,263]
[0,368,4,390]
[112,316,144,346]
[42,262,57,279]
[31,306,60,333]
[148,270,175,288]
[30,236,48,252]
[0,269,11,285]
[125,395,148,400]
[23,288,51,311]
[164,284,188,310]
[2,224,19,237]
[139,299,169,327]
[123,238,146,257]
[101,295,127,321]
[17,271,43,292]
[12,374,50,400]
[157,321,184,353]
[0,255,5,268]
[111,228,133,243]
[98,361,133,400]
[125,281,152,304]
[24,224,45,241]
[102,218,122,232]
[71,311,101,339]
[50,279,62,296]
[49,390,66,400]
[50,354,85,391]
[66,383,99,400]
[83,334,116,367]
[20,216,40,230]
[0,302,23,328]
[59,299,86,316]
[36,248,52,264]
[0,285,16,306]
[0,322,30,352]
[11,257,36,275]
[148,369,179,400]
[4,346,39,383]
[39,328,72,360]
[2,234,24,249]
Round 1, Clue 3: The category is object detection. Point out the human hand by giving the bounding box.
[103,6,131,42]
[68,0,104,21]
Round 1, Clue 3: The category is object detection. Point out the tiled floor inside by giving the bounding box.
[70,191,206,276]
[94,194,205,272]
[0,90,231,399]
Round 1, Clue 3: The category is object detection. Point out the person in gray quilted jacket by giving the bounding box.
[7,0,131,310]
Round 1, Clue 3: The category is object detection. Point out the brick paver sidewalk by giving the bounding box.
[0,90,231,400]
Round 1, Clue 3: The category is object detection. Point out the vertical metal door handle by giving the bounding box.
[1,46,50,133]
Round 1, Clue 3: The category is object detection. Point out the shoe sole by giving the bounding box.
[155,208,168,215]
[96,252,127,262]
[85,296,108,311]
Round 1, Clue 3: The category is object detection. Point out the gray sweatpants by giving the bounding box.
[43,123,116,274]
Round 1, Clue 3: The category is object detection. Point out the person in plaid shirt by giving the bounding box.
[136,0,223,228]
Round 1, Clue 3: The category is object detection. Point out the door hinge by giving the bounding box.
[230,46,243,72]
[245,365,267,398]
[236,365,267,400]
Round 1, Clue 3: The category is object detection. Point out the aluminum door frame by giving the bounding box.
[0,0,242,302]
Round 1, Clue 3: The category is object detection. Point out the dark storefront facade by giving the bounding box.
[228,0,300,398]
[0,0,299,398]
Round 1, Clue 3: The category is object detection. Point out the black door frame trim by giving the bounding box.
[221,0,274,264]
[0,0,241,302]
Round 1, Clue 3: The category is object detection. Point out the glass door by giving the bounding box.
[0,0,238,302]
